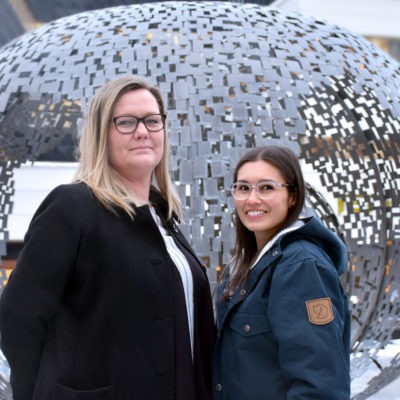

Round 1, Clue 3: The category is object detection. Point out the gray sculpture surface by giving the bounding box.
[0,2,399,398]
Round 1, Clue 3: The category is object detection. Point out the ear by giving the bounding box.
[288,192,297,208]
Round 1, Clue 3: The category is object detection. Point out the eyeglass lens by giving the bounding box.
[114,114,165,134]
[231,180,285,199]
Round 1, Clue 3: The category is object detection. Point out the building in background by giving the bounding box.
[280,0,400,61]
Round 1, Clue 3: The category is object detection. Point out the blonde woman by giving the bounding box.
[0,76,215,400]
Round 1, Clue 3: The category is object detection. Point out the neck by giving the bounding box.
[121,175,152,204]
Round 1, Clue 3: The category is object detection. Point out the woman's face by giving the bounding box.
[108,88,164,182]
[235,160,296,249]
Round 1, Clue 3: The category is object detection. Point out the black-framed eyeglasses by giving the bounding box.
[111,113,166,134]
[229,180,292,200]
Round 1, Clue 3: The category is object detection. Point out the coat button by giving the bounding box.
[272,250,278,256]
[244,324,251,332]
[216,383,222,391]
[240,289,246,296]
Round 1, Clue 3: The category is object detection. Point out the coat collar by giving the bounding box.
[223,219,306,310]
[147,188,204,269]
[249,219,305,270]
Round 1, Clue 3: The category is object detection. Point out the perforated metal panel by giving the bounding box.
[0,2,399,397]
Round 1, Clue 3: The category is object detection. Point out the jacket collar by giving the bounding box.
[250,219,306,270]
[217,218,310,327]
[149,187,169,219]
[148,188,203,268]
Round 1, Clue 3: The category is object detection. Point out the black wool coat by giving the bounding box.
[0,182,215,400]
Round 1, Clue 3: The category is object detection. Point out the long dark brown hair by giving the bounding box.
[222,146,306,300]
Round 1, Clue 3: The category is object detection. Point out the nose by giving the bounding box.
[246,186,261,202]
[133,120,149,138]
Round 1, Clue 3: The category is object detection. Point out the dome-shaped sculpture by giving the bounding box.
[0,2,399,397]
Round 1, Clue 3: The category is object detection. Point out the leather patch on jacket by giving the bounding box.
[306,297,334,325]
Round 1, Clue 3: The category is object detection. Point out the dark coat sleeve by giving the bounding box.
[0,184,86,399]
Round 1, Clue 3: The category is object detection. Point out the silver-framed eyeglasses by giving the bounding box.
[229,180,292,200]
[111,113,166,134]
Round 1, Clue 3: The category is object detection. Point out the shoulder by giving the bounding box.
[46,182,93,202]
[30,182,98,226]
[38,182,98,212]
[275,217,348,275]
[281,217,346,255]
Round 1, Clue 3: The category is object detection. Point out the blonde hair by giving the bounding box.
[74,75,182,221]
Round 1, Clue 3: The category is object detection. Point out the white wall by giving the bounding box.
[278,0,400,38]
[7,162,78,241]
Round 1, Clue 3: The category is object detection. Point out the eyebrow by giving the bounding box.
[235,179,276,183]
[112,113,161,118]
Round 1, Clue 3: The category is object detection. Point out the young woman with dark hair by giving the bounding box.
[213,146,350,400]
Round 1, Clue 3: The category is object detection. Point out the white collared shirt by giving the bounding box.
[150,207,194,356]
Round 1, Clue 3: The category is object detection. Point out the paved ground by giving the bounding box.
[352,339,400,399]
[368,376,400,399]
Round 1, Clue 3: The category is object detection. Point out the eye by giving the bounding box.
[145,117,160,126]
[258,181,276,192]
[116,117,136,127]
[144,115,163,127]
[236,183,250,192]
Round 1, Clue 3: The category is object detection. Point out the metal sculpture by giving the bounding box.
[0,2,399,397]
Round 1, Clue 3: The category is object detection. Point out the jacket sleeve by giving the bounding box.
[268,251,350,400]
[0,185,85,399]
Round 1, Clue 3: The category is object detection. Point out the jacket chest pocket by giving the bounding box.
[229,312,271,337]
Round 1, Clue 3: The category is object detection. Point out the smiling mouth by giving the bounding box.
[246,210,265,216]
